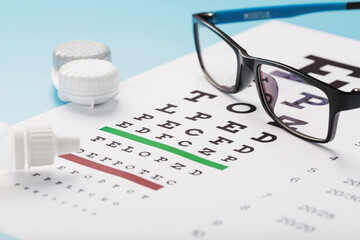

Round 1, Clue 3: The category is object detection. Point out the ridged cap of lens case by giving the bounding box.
[57,59,120,108]
[51,40,111,89]
[53,40,110,70]
[51,40,119,108]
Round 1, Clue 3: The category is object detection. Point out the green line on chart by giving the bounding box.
[100,126,228,170]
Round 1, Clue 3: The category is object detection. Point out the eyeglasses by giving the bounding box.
[192,2,360,143]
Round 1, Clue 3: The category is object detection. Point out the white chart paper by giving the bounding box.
[1,21,360,239]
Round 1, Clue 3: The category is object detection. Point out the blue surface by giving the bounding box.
[0,0,360,125]
[0,232,16,240]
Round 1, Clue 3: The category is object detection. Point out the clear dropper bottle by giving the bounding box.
[0,122,80,174]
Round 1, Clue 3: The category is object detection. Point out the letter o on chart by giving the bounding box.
[139,152,151,157]
[227,103,256,114]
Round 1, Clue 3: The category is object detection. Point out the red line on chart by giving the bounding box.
[59,154,164,190]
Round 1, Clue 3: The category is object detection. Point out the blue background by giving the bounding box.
[1,0,360,125]
[0,1,360,239]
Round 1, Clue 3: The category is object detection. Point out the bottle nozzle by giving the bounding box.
[55,135,81,155]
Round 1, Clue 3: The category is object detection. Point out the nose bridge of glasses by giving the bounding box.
[259,71,279,110]
[236,56,258,91]
[238,62,254,92]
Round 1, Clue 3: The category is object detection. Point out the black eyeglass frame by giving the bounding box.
[192,3,360,143]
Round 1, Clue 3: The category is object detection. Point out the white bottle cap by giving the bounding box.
[57,59,120,108]
[51,40,111,89]
[13,125,80,169]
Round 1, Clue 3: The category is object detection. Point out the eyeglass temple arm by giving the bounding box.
[208,2,360,24]
[342,88,360,110]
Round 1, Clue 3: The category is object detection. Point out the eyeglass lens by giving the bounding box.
[259,65,330,140]
[197,24,238,92]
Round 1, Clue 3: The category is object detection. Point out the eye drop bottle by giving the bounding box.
[0,122,80,174]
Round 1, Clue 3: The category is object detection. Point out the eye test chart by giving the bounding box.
[1,21,360,239]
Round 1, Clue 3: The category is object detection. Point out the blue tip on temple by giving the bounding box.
[210,2,347,24]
